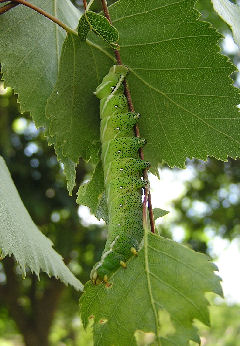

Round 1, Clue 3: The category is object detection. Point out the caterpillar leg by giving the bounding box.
[120,260,127,268]
[131,247,138,256]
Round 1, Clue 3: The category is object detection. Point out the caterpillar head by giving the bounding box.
[95,65,128,99]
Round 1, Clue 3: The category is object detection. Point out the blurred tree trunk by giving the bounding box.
[0,257,65,346]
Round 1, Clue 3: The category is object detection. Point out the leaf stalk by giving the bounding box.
[86,0,95,11]
[2,0,78,36]
[83,0,87,11]
[0,1,18,14]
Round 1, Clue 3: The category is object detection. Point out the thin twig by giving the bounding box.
[147,191,155,234]
[7,0,77,35]
[101,0,122,64]
[100,0,155,233]
[0,1,18,14]
[83,0,87,10]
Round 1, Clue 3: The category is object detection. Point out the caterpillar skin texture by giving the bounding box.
[91,65,149,283]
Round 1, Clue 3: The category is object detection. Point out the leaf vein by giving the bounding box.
[120,35,214,48]
[131,70,240,146]
[112,0,187,23]
[149,271,207,322]
[148,245,211,280]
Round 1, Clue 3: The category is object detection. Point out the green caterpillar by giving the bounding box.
[91,65,149,284]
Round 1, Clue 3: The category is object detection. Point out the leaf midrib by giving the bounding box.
[144,231,160,344]
[53,0,60,71]
[111,0,187,24]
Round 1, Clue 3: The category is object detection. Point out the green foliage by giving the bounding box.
[62,157,77,195]
[46,0,240,215]
[0,156,82,291]
[1,0,240,344]
[0,87,107,344]
[46,34,113,166]
[109,0,240,169]
[78,11,119,48]
[1,0,239,192]
[77,160,105,218]
[72,0,240,175]
[80,231,222,345]
[50,0,240,208]
[0,0,79,127]
[0,0,80,193]
[153,208,169,221]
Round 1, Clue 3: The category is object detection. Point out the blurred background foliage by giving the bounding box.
[0,0,240,345]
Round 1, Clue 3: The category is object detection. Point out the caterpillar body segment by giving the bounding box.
[105,158,150,184]
[91,65,148,283]
[100,112,139,142]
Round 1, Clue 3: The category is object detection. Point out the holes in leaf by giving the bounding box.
[99,318,108,325]
[105,281,113,288]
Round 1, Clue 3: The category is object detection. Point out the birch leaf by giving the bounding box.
[0,157,83,291]
[80,232,222,345]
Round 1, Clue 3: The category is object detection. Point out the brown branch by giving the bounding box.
[29,274,37,313]
[1,257,30,335]
[6,0,77,35]
[1,258,65,345]
[100,0,155,233]
[83,0,87,10]
[101,0,111,22]
[101,0,122,64]
[147,191,155,233]
[0,1,19,14]
[35,279,65,339]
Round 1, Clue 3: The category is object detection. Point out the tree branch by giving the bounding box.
[29,274,37,315]
[5,0,78,35]
[1,258,66,345]
[83,0,87,11]
[1,257,30,335]
[100,0,155,233]
[35,279,65,337]
[0,1,19,14]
